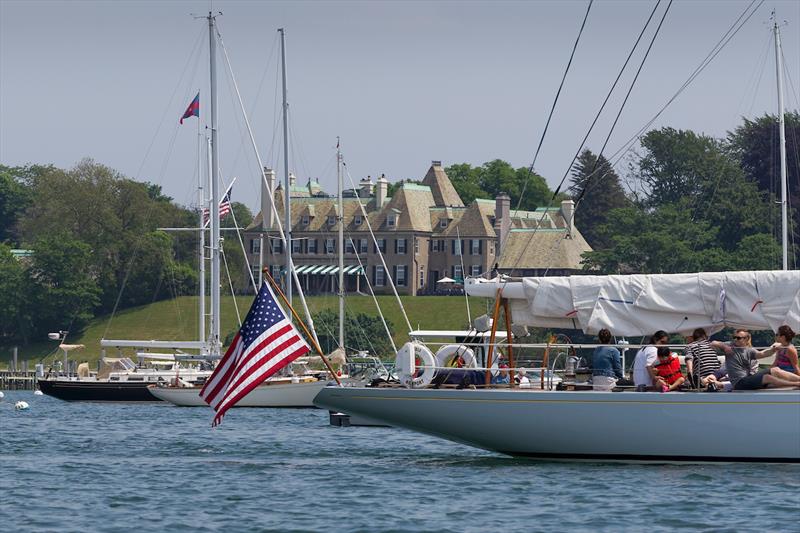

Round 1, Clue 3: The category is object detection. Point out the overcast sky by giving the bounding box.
[2,0,798,212]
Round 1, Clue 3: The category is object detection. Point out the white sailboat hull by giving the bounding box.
[314,387,800,462]
[149,379,327,407]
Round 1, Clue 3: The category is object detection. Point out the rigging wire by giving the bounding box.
[512,0,593,218]
[573,0,674,213]
[508,0,666,276]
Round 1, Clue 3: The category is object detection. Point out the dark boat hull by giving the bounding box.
[38,379,163,402]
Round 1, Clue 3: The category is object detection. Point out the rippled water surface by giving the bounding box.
[1,391,798,532]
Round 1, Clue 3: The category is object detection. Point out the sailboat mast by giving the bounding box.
[773,16,788,270]
[279,28,292,304]
[337,138,344,350]
[208,13,221,356]
[199,136,210,351]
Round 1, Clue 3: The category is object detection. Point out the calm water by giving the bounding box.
[1,391,798,533]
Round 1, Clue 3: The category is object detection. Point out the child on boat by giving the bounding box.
[651,346,685,392]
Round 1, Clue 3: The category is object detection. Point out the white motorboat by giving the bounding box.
[149,374,328,407]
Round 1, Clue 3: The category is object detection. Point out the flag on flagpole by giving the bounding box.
[180,92,200,124]
[200,281,311,426]
[202,182,234,227]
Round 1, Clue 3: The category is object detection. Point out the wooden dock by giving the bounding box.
[0,371,38,390]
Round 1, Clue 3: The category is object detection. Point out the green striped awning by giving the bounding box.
[309,265,326,274]
[295,265,310,274]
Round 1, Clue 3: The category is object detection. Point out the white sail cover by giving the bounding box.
[466,271,800,336]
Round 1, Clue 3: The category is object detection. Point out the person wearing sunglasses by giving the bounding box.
[712,330,799,390]
[767,325,800,378]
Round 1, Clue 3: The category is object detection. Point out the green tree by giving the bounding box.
[22,235,101,343]
[0,244,26,343]
[569,149,631,248]
[312,308,394,356]
[0,165,40,245]
[18,159,198,313]
[582,201,730,274]
[445,160,553,210]
[445,163,485,205]
[728,111,800,268]
[632,128,772,251]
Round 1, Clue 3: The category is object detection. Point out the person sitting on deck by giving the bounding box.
[492,363,511,385]
[651,346,685,392]
[633,330,669,391]
[516,368,531,388]
[592,328,622,391]
[684,328,725,391]
[767,325,800,377]
[711,329,800,391]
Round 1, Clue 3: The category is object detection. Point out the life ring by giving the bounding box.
[396,341,436,388]
[435,345,477,369]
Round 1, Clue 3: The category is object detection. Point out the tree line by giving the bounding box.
[0,112,796,347]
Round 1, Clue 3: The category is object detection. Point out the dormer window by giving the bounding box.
[327,215,336,226]
[354,214,363,226]
[387,214,396,228]
[302,214,310,226]
[439,218,448,228]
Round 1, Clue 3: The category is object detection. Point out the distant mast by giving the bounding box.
[337,138,344,350]
[774,13,788,270]
[208,12,221,356]
[279,28,292,304]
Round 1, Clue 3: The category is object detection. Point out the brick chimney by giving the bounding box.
[376,173,389,208]
[261,167,276,230]
[561,199,574,238]
[495,192,511,255]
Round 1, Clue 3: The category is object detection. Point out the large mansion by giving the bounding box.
[243,161,592,295]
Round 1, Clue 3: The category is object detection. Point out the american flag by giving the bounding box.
[202,182,233,228]
[200,282,310,426]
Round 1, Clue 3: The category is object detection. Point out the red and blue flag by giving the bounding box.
[180,93,200,124]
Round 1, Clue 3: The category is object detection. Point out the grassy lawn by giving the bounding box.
[1,294,489,366]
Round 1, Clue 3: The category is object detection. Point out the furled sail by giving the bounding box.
[465,271,800,336]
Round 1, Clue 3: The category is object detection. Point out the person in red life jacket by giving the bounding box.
[650,346,685,392]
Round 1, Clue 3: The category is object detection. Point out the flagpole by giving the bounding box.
[264,269,342,386]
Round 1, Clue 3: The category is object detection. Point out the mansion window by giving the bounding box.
[414,238,419,255]
[307,239,317,254]
[470,239,481,255]
[439,218,448,228]
[327,215,336,226]
[395,238,407,255]
[359,239,369,254]
[354,214,363,226]
[375,238,387,254]
[325,238,335,254]
[374,265,385,286]
[302,214,310,226]
[387,214,396,228]
[452,264,463,281]
[250,238,261,254]
[271,239,283,254]
[394,265,407,287]
[470,265,482,277]
[345,240,355,254]
[292,239,302,254]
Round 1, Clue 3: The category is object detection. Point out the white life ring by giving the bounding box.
[396,341,436,389]
[434,345,477,369]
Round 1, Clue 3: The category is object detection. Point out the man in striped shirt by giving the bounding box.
[684,328,724,390]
